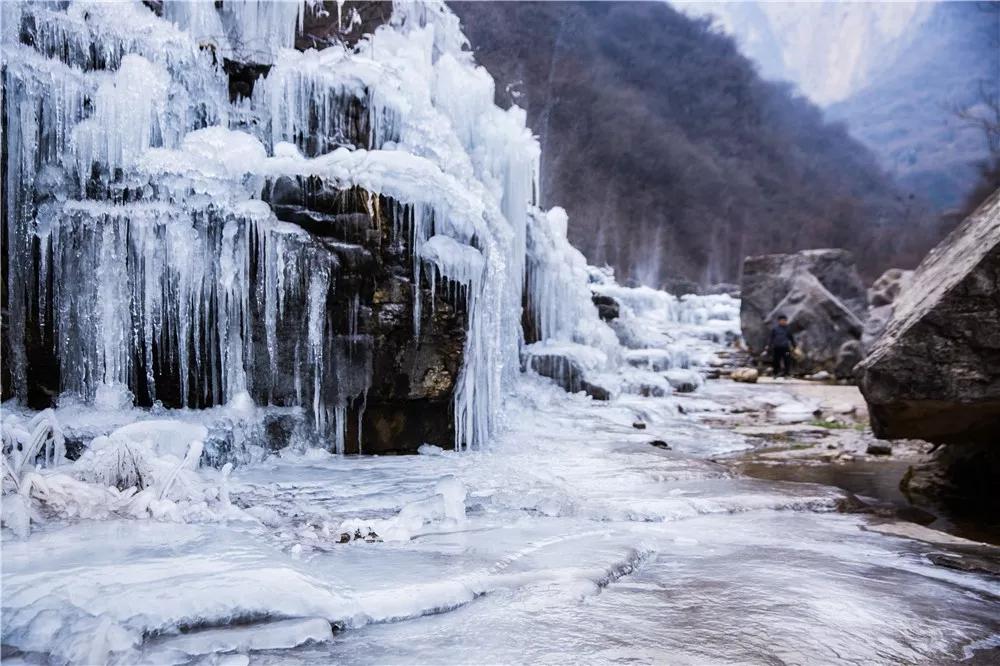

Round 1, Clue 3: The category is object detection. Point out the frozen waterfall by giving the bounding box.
[2,0,601,452]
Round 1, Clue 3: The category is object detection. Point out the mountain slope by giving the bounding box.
[827,2,998,212]
[450,1,939,286]
[676,1,934,107]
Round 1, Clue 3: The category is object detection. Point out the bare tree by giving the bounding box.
[956,80,1000,154]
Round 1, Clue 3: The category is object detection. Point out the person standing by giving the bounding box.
[765,314,796,377]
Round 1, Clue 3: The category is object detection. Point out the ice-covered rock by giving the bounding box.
[1,0,600,454]
[524,341,615,401]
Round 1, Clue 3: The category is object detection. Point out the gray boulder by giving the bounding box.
[740,249,867,376]
[862,268,913,353]
[834,340,863,379]
[858,190,1000,446]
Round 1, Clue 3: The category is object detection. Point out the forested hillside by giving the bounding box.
[451,1,943,286]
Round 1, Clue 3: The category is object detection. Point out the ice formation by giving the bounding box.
[0,0,741,532]
[2,0,604,455]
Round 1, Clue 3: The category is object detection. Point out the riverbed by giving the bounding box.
[3,375,998,664]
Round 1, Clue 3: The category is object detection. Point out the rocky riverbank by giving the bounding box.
[689,373,1000,548]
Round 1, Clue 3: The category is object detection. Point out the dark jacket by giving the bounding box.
[768,324,796,350]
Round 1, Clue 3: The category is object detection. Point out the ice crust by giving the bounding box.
[4,376,999,664]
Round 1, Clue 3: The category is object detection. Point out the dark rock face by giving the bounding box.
[858,191,1000,447]
[900,442,1000,508]
[260,181,467,453]
[740,249,868,377]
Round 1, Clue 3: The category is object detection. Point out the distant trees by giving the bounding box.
[451,1,944,285]
[954,82,1000,219]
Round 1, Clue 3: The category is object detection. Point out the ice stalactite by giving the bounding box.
[72,54,176,194]
[3,0,619,452]
[251,47,402,154]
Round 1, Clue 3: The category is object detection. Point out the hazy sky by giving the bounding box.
[672,1,935,105]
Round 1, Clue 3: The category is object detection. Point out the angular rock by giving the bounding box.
[740,249,867,375]
[858,190,1000,447]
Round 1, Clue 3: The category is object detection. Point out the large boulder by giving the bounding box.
[858,190,1000,446]
[740,249,867,376]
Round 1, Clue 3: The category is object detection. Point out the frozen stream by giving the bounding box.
[3,377,998,665]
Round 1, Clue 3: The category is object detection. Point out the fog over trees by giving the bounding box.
[451,1,951,287]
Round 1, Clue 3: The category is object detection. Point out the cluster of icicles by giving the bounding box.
[2,0,608,452]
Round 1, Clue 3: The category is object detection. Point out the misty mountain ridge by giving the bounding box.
[827,1,998,211]
[451,1,943,288]
[681,1,997,213]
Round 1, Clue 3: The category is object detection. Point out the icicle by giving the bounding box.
[307,268,330,436]
[356,389,368,455]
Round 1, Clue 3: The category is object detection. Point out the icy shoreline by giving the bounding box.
[4,373,1000,664]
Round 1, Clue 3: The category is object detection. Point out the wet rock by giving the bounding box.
[592,293,620,321]
[926,551,1000,576]
[866,442,892,456]
[740,249,867,375]
[731,368,759,383]
[858,191,1000,449]
[257,182,468,453]
[899,441,1000,505]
